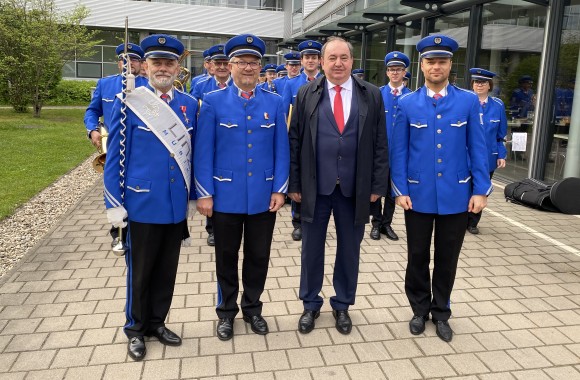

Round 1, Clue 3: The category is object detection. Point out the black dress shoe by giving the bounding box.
[127,336,146,361]
[216,318,234,341]
[291,227,302,241]
[243,314,269,335]
[332,310,352,335]
[369,226,381,240]
[298,310,320,334]
[467,225,480,235]
[409,315,428,335]
[380,225,399,241]
[207,233,215,246]
[149,326,182,346]
[434,320,453,342]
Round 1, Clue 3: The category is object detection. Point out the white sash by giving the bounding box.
[122,87,192,193]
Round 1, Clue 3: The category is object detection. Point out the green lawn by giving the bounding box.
[0,108,94,219]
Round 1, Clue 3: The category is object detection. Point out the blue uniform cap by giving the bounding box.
[140,34,184,60]
[352,69,364,74]
[416,34,458,59]
[519,75,533,83]
[404,71,412,80]
[264,63,277,72]
[284,51,301,64]
[275,64,287,73]
[470,68,496,81]
[259,68,266,75]
[115,43,144,59]
[208,44,227,61]
[384,51,410,67]
[202,49,210,61]
[298,40,322,56]
[224,34,266,59]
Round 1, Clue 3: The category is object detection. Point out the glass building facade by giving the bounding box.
[288,0,580,183]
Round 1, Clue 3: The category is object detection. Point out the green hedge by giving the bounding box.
[45,80,97,106]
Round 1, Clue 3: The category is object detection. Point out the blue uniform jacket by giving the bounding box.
[282,72,322,115]
[192,76,231,101]
[84,74,148,136]
[194,85,290,215]
[189,73,208,93]
[271,76,288,96]
[509,88,534,118]
[104,86,198,224]
[390,85,493,215]
[481,97,508,171]
[380,84,412,143]
[259,81,279,94]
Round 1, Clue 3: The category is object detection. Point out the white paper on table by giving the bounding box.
[512,132,527,152]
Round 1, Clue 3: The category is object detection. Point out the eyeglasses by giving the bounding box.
[473,80,489,85]
[231,61,261,70]
[387,68,404,73]
[212,61,229,68]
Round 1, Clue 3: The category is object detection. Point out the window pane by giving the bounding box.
[77,62,102,78]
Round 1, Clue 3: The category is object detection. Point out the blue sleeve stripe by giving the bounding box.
[194,177,210,198]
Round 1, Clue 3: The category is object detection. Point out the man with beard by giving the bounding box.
[104,34,198,360]
[390,35,492,342]
[195,34,289,341]
[84,43,148,253]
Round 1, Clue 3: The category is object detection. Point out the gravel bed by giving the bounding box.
[0,155,101,278]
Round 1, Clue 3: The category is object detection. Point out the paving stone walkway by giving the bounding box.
[0,180,579,379]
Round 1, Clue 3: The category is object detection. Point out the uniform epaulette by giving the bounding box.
[205,87,227,96]
[175,88,198,101]
[399,91,414,100]
[196,76,212,85]
[456,87,478,97]
[103,73,121,79]
[260,87,281,97]
[491,96,504,106]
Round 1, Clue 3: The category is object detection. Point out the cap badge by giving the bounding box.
[434,37,442,44]
[219,46,223,51]
[308,42,312,46]
[394,53,398,57]
[158,37,166,45]
[128,44,132,49]
[247,36,253,43]
[477,70,481,74]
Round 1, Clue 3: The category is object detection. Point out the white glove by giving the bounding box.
[188,200,197,218]
[107,206,128,228]
[181,237,192,247]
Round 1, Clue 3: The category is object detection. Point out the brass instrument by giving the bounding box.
[92,123,108,173]
[173,50,191,92]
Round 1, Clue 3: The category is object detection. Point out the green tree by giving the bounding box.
[0,0,100,117]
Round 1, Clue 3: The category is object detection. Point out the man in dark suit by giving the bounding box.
[288,36,389,335]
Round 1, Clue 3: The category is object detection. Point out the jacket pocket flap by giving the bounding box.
[265,168,274,181]
[260,123,275,128]
[407,172,420,184]
[127,177,151,192]
[458,171,472,183]
[450,117,468,127]
[213,168,233,182]
[410,119,428,128]
[103,98,115,103]
[219,121,238,128]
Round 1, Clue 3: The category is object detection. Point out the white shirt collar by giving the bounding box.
[388,83,405,94]
[426,82,449,98]
[155,88,174,101]
[326,76,353,93]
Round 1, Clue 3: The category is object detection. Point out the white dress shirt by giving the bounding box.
[326,76,353,124]
[426,82,449,98]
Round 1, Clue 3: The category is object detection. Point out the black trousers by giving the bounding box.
[205,216,213,234]
[404,210,467,321]
[213,210,276,319]
[291,200,301,229]
[468,171,494,228]
[370,195,395,228]
[124,220,185,338]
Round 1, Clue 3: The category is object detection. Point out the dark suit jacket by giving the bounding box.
[288,75,389,225]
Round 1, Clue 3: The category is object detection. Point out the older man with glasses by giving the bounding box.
[194,34,290,341]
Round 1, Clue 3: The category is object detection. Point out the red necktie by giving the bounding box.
[241,91,253,100]
[433,93,442,100]
[218,82,226,89]
[160,93,170,103]
[392,88,398,96]
[480,101,486,106]
[334,85,345,134]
